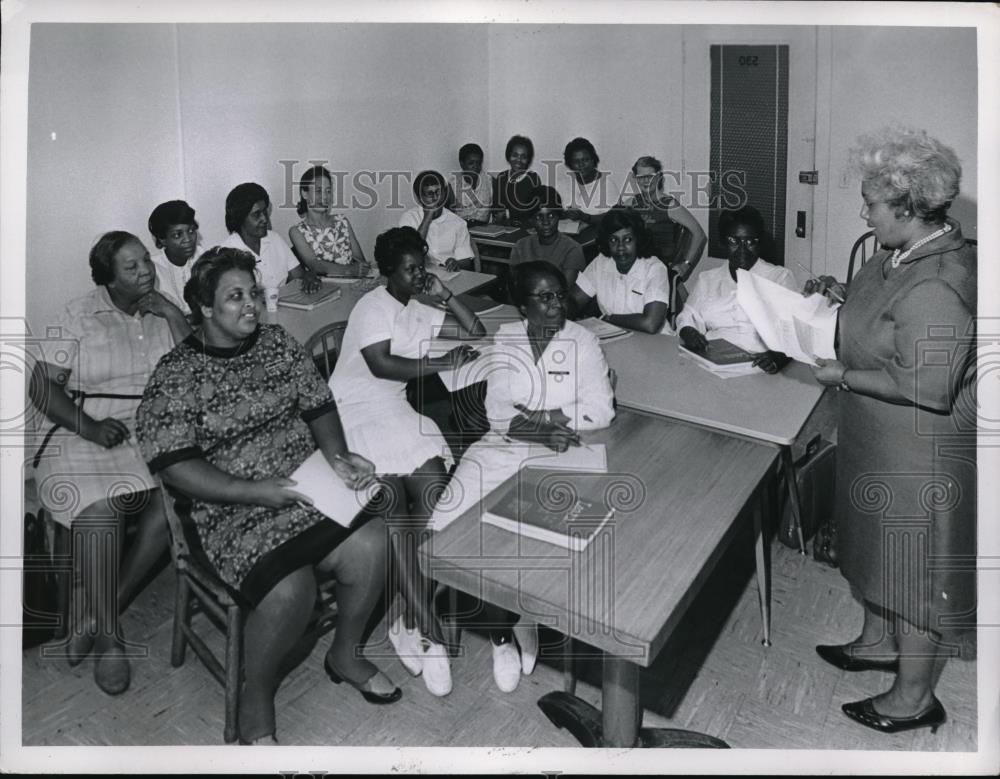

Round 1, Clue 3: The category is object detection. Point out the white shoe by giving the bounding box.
[513,620,538,676]
[492,641,522,693]
[388,615,423,676]
[420,641,452,697]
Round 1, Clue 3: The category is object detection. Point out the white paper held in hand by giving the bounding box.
[735,269,839,366]
[288,449,375,527]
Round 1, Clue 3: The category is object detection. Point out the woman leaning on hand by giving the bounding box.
[807,127,976,735]
[136,247,397,745]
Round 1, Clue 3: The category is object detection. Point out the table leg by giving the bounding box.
[602,656,641,747]
[753,484,772,648]
[781,445,807,554]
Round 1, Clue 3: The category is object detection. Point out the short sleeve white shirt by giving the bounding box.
[576,255,672,324]
[151,244,202,312]
[221,230,299,290]
[554,170,622,216]
[398,207,474,266]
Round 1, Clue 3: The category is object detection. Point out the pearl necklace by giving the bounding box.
[890,223,952,268]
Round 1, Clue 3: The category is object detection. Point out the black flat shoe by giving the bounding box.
[324,655,402,704]
[816,644,899,673]
[842,696,946,734]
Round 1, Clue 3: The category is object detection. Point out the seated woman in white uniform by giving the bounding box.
[430,261,615,692]
[398,170,477,272]
[569,207,682,333]
[676,205,797,374]
[330,226,486,697]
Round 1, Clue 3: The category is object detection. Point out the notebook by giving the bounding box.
[287,449,375,528]
[277,284,343,311]
[481,467,616,552]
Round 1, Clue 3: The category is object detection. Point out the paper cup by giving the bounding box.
[264,287,279,312]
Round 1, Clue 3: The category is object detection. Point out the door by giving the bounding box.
[681,26,818,270]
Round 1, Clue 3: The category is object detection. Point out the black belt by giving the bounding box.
[32,390,144,468]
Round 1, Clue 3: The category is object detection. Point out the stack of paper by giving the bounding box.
[735,269,839,366]
[277,284,343,311]
[558,219,584,235]
[577,317,633,343]
[469,224,519,238]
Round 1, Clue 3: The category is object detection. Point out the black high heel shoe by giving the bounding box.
[816,644,899,673]
[324,655,402,704]
[842,696,946,734]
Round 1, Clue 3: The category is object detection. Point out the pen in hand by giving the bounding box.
[797,262,845,304]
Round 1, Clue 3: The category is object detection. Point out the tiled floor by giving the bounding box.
[21,529,978,755]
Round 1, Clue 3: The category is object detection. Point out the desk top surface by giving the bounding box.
[266,270,497,344]
[602,332,825,446]
[420,409,777,665]
[470,224,597,249]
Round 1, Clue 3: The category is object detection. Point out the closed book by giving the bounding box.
[578,317,630,340]
[679,337,755,366]
[277,284,343,311]
[482,467,615,551]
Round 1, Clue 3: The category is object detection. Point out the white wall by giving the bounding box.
[486,25,685,198]
[26,23,489,332]
[817,26,978,280]
[26,24,185,331]
[25,23,980,331]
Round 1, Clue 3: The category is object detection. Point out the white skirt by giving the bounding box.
[338,397,454,476]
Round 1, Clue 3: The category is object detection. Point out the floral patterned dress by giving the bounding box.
[293,211,354,265]
[136,324,371,606]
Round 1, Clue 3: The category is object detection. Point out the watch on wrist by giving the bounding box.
[838,369,851,392]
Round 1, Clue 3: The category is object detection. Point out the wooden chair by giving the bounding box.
[846,229,879,284]
[159,482,338,743]
[303,321,347,381]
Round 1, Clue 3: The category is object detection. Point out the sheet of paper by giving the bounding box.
[522,443,608,473]
[735,269,839,366]
[558,219,584,235]
[287,450,373,527]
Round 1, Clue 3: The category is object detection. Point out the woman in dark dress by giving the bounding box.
[493,134,542,226]
[807,127,976,735]
[137,247,399,744]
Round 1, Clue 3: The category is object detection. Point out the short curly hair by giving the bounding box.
[596,207,654,259]
[183,246,258,324]
[372,226,428,277]
[849,126,961,223]
[507,260,567,309]
[505,135,535,166]
[225,182,270,234]
[89,231,143,286]
[147,200,198,243]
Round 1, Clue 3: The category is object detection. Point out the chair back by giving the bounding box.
[846,230,879,284]
[304,321,348,381]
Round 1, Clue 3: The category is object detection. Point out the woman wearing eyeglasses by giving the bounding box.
[430,261,615,693]
[676,205,797,374]
[508,186,586,289]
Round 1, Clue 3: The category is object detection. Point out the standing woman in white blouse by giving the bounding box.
[330,226,486,697]
[431,261,616,692]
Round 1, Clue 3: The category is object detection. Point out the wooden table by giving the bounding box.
[264,269,498,344]
[420,409,778,747]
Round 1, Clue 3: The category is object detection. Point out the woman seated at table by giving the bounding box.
[676,205,796,374]
[148,199,203,312]
[557,137,620,227]
[569,207,680,333]
[288,164,371,279]
[330,226,486,697]
[29,230,191,696]
[399,170,478,272]
[221,181,321,293]
[509,186,587,289]
[448,142,493,225]
[621,155,707,282]
[430,261,616,692]
[136,247,395,745]
[493,134,543,227]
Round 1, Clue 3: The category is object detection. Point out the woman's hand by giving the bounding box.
[443,258,461,272]
[137,290,181,319]
[812,357,847,387]
[331,452,377,490]
[299,270,322,294]
[752,350,791,374]
[544,423,581,453]
[251,477,314,509]
[564,208,585,223]
[513,404,571,429]
[424,273,450,300]
[679,326,708,351]
[803,275,846,306]
[81,417,130,448]
[438,344,480,369]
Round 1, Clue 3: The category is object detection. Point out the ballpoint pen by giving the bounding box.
[797,261,845,304]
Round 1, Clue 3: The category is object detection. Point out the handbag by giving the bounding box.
[778,435,836,553]
[22,510,60,649]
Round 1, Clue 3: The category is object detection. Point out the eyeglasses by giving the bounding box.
[635,174,658,183]
[725,236,760,249]
[528,291,567,304]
